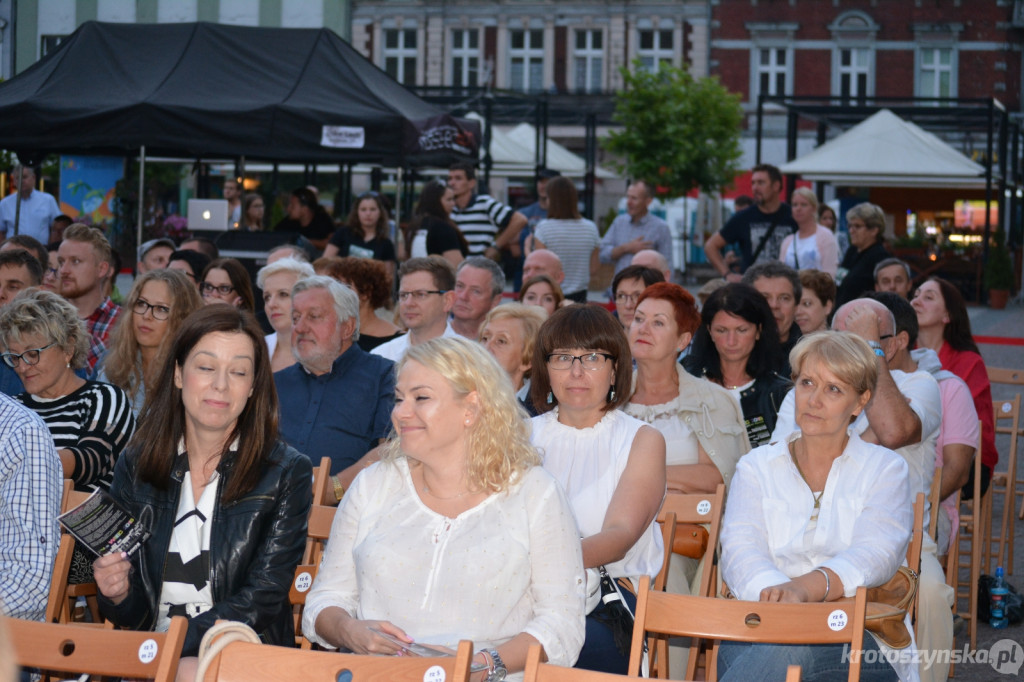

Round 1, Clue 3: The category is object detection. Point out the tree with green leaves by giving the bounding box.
[604,62,744,199]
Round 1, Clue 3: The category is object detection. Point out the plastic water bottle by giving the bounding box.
[990,566,1009,628]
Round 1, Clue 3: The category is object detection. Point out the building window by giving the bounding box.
[451,29,480,87]
[383,28,417,86]
[509,29,544,93]
[917,47,956,98]
[573,29,603,93]
[637,28,674,73]
[40,35,67,58]
[837,47,871,100]
[755,47,790,98]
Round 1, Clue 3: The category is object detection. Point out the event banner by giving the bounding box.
[60,156,123,225]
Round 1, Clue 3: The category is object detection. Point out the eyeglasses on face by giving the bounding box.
[201,282,235,296]
[546,352,614,371]
[615,292,641,303]
[397,289,447,302]
[133,299,171,320]
[1,341,58,368]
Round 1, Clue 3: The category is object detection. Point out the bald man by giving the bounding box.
[521,249,565,287]
[631,249,671,282]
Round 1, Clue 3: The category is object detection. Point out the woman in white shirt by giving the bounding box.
[304,337,585,682]
[778,188,840,276]
[529,305,666,675]
[256,257,315,372]
[532,177,600,303]
[720,331,915,682]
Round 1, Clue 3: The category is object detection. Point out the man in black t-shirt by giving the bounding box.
[704,164,797,282]
[274,187,336,252]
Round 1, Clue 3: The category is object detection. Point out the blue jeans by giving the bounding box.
[575,583,638,675]
[717,636,899,682]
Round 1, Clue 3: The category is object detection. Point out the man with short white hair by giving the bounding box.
[373,257,459,362]
[274,275,394,497]
[451,256,504,339]
[521,249,565,286]
[0,165,60,244]
[631,249,671,282]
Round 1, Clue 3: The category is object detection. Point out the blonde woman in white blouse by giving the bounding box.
[304,337,585,682]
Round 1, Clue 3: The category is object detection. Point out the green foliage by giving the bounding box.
[984,226,1014,291]
[604,61,744,199]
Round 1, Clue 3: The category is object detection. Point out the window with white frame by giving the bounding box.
[755,47,790,97]
[637,28,674,73]
[509,29,544,92]
[383,28,417,86]
[451,29,480,88]
[917,47,956,98]
[573,29,603,93]
[837,47,871,100]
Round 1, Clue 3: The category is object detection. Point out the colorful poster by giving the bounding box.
[59,156,122,225]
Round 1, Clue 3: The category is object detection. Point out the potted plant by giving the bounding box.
[984,227,1014,309]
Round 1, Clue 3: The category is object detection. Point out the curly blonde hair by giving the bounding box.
[0,288,89,368]
[382,336,540,493]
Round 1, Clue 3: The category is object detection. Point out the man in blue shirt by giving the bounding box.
[599,180,673,276]
[274,275,394,502]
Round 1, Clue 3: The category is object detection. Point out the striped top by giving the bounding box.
[451,193,513,255]
[18,380,135,492]
[533,218,601,294]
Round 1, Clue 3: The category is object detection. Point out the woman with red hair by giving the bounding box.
[624,282,750,494]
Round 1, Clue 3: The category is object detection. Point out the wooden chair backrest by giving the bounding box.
[522,643,635,681]
[60,487,92,514]
[201,638,474,682]
[928,466,942,543]
[993,392,1021,455]
[302,503,337,565]
[653,511,676,592]
[44,534,76,624]
[311,457,333,506]
[4,614,186,682]
[656,483,726,598]
[987,367,1024,386]
[628,576,867,682]
[289,564,319,648]
[908,492,925,573]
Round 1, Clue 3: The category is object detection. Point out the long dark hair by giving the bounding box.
[408,179,469,255]
[132,306,279,502]
[930,277,980,354]
[684,283,783,382]
[202,257,255,312]
[345,193,389,241]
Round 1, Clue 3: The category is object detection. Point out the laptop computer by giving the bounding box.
[187,199,230,230]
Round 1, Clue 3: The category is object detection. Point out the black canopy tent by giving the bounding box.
[0,21,479,244]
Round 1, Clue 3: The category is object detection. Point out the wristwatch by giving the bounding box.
[867,340,886,358]
[485,648,507,682]
[332,475,345,502]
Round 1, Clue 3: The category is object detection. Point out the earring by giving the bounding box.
[66,362,71,369]
[546,391,553,405]
[608,386,616,402]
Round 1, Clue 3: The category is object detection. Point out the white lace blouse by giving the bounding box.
[302,457,586,671]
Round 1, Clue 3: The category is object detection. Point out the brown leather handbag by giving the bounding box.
[844,565,919,649]
[673,523,710,559]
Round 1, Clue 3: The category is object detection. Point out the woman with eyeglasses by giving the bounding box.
[835,202,890,308]
[530,305,666,674]
[0,288,135,494]
[240,193,266,231]
[200,257,255,312]
[41,244,60,292]
[324,192,397,283]
[611,264,664,330]
[97,269,203,417]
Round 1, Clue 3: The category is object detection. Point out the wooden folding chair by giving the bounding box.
[4,614,186,682]
[986,393,1020,574]
[654,511,677,592]
[907,492,924,637]
[302,503,337,566]
[928,466,941,544]
[986,367,1024,525]
[785,665,802,682]
[627,576,868,682]
[289,564,320,648]
[652,484,727,679]
[310,456,333,506]
[57,485,101,624]
[523,643,636,681]
[199,638,474,682]
[950,421,985,653]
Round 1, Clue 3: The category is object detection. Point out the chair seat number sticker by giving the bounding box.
[697,500,711,516]
[139,639,158,663]
[295,571,313,592]
[827,610,848,631]
[424,665,446,682]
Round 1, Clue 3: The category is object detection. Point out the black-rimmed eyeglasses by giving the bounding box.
[1,342,57,368]
[398,290,447,302]
[133,299,171,321]
[546,352,614,371]
[201,283,235,296]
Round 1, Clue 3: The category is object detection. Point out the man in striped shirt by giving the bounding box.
[448,161,527,262]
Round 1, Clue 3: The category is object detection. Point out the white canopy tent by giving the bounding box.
[780,109,985,188]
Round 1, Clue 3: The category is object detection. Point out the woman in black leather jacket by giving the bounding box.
[94,305,311,680]
[683,283,791,447]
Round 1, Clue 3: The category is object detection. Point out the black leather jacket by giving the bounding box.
[98,440,312,655]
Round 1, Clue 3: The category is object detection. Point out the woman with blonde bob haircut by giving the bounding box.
[479,303,547,413]
[719,331,915,681]
[304,336,586,680]
[778,187,839,276]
